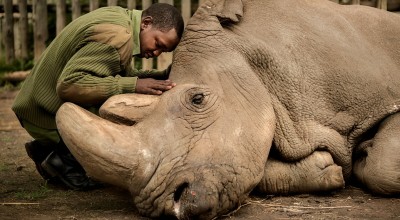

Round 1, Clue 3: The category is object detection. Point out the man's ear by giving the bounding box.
[141,16,153,29]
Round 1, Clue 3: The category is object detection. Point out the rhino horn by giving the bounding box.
[56,102,154,192]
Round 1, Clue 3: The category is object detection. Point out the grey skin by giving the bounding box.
[350,0,400,11]
[56,0,400,219]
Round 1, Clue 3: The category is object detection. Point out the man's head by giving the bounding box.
[138,3,185,59]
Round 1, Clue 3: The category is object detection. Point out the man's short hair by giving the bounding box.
[142,3,185,40]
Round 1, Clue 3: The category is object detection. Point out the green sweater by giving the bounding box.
[12,6,168,130]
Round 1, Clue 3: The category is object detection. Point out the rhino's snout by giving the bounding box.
[172,181,219,220]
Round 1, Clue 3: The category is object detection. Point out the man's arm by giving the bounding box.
[127,64,171,80]
[57,42,175,106]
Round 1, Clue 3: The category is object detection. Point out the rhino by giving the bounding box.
[342,0,400,11]
[55,0,400,219]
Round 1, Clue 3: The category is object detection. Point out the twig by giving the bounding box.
[255,203,351,209]
[1,202,40,205]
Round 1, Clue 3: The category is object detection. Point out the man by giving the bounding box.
[12,3,185,191]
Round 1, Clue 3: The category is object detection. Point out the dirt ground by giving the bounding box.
[1,89,399,220]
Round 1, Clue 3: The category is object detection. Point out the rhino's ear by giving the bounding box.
[210,0,244,26]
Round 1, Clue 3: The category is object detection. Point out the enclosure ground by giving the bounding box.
[1,90,399,220]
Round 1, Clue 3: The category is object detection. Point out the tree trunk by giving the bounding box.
[56,0,67,35]
[199,0,206,6]
[108,0,118,6]
[181,0,191,26]
[90,0,100,11]
[156,0,174,71]
[33,0,48,62]
[4,0,15,64]
[18,0,28,61]
[72,0,81,20]
[127,0,137,70]
[127,0,136,10]
[142,0,153,70]
[377,0,388,10]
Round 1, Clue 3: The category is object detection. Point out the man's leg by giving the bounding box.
[20,119,101,190]
[20,119,60,181]
[41,140,103,191]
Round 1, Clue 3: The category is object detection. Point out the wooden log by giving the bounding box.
[128,0,137,69]
[181,0,192,26]
[199,0,206,6]
[127,0,136,9]
[377,0,388,10]
[72,0,81,20]
[56,0,67,35]
[18,0,28,61]
[157,0,174,71]
[2,71,30,83]
[142,0,154,71]
[33,0,48,62]
[4,0,15,64]
[107,0,118,6]
[90,0,100,11]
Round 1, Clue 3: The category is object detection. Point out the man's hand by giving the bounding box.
[135,78,176,95]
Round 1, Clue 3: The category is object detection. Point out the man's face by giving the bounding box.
[138,17,180,59]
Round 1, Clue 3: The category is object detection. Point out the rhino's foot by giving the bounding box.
[257,151,344,194]
[353,113,400,196]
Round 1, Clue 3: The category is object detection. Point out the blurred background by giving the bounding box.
[0,0,399,88]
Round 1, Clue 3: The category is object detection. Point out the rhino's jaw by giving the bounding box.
[136,166,248,220]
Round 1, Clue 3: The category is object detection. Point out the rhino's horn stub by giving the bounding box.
[56,102,151,190]
[99,94,160,125]
[204,0,243,24]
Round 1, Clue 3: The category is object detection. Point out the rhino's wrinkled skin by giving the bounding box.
[56,0,400,219]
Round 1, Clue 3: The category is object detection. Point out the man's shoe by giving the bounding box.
[25,141,54,180]
[41,151,103,191]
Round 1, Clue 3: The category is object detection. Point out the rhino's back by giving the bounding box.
[240,0,400,140]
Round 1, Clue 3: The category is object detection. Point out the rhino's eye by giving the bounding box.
[192,93,204,105]
[182,87,215,112]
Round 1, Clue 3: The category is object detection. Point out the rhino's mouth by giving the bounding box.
[134,163,249,219]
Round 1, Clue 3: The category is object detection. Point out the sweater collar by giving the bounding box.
[128,9,142,56]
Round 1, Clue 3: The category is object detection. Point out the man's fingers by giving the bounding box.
[153,84,172,91]
[152,82,175,91]
[160,80,176,87]
[135,78,176,95]
[149,89,163,95]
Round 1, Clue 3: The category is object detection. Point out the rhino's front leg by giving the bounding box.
[353,113,400,195]
[256,151,345,194]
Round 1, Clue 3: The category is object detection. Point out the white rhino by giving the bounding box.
[56,0,400,219]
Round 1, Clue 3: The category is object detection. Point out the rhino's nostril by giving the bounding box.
[173,182,189,219]
[174,182,189,202]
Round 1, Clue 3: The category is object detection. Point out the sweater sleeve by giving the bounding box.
[56,41,137,106]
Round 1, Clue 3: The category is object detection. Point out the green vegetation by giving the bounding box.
[0,59,33,75]
[0,163,8,172]
[14,184,53,200]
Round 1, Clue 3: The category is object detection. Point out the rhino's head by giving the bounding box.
[57,0,275,219]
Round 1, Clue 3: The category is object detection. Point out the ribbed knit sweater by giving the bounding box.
[12,6,168,130]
